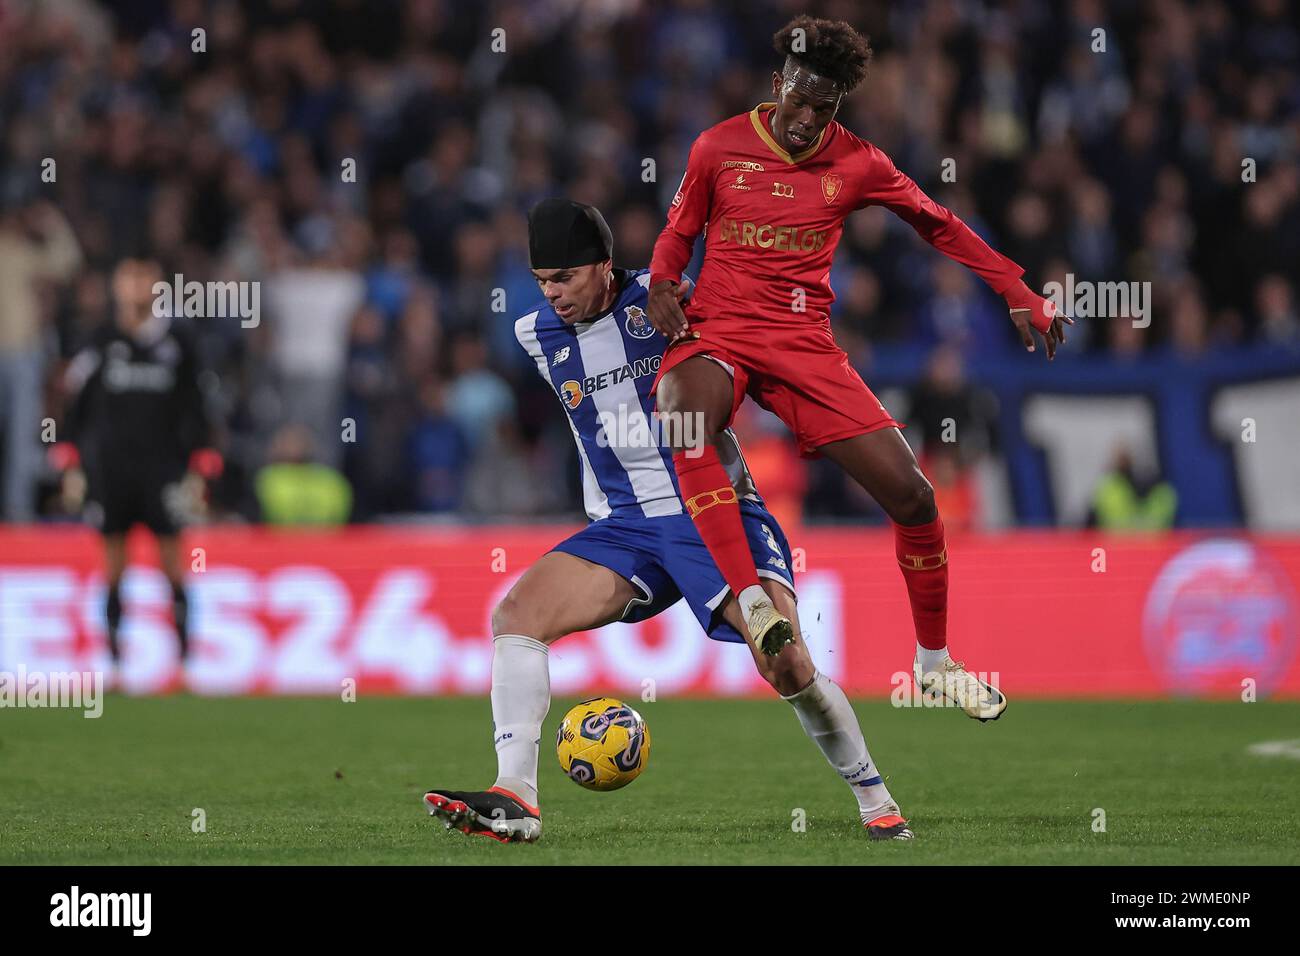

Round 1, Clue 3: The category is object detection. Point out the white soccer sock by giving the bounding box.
[783,671,895,821]
[916,644,950,675]
[737,584,769,621]
[490,634,550,810]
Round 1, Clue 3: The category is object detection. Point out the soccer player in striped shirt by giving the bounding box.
[422,199,913,843]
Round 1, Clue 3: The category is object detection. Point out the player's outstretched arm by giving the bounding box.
[859,141,1073,358]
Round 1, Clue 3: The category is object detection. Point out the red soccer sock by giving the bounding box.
[893,515,948,650]
[673,447,761,598]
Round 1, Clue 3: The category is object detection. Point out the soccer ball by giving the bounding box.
[555,697,651,791]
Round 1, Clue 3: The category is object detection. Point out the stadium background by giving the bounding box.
[1,0,1298,698]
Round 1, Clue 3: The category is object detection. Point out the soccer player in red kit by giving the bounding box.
[648,16,1070,721]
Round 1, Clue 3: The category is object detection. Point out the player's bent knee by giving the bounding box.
[492,583,574,643]
[892,477,937,526]
[491,591,538,640]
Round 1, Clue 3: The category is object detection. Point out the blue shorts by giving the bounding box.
[551,498,796,644]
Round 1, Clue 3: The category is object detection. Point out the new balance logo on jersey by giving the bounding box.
[552,346,571,365]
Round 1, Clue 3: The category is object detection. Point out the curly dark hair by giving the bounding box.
[772,15,873,92]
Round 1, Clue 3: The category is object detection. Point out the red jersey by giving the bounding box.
[650,103,1025,329]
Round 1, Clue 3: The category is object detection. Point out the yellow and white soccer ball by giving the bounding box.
[555,697,651,791]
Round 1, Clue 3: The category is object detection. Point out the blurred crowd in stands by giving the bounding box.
[1,0,1297,526]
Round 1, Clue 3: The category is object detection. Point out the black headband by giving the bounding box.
[528,198,614,269]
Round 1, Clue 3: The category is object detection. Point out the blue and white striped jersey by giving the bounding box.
[514,269,758,521]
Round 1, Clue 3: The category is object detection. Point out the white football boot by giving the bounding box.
[913,653,1007,722]
[746,599,795,656]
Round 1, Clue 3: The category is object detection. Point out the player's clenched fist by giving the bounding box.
[648,280,692,342]
[1003,277,1073,360]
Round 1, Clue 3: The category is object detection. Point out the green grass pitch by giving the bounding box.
[2,695,1298,865]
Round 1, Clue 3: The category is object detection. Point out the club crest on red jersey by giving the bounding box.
[821,171,843,204]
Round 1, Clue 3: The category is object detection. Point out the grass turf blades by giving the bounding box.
[2,696,1298,865]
